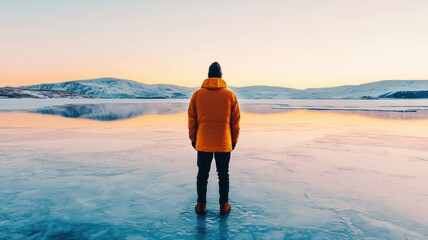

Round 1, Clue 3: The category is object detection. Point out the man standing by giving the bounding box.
[188,62,240,215]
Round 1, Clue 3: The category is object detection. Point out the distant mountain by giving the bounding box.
[0,87,94,99]
[20,78,194,99]
[0,78,427,99]
[301,80,428,99]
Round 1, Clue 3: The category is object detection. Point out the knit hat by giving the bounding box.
[208,62,222,78]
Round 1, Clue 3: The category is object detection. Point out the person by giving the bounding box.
[188,62,240,215]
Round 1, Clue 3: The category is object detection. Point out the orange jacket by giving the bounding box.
[188,78,240,152]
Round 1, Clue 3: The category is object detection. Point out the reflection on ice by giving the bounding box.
[13,99,428,121]
[32,103,188,121]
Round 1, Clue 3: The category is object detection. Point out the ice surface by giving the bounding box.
[0,100,428,239]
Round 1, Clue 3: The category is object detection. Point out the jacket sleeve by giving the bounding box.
[230,94,240,144]
[188,91,198,142]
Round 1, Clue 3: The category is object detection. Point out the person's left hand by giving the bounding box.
[232,143,236,150]
[192,142,196,149]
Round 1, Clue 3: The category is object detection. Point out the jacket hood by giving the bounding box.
[201,78,227,89]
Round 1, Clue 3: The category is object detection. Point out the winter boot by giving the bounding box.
[220,202,231,215]
[195,202,207,214]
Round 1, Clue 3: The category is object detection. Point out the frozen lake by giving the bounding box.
[1,99,428,239]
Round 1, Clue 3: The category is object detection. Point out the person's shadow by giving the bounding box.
[195,214,229,240]
[195,214,207,240]
[218,214,229,240]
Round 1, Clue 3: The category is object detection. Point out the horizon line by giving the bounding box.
[4,77,428,90]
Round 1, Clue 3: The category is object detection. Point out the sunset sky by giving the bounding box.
[1,0,427,89]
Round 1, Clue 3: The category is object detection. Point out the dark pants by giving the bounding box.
[197,151,231,204]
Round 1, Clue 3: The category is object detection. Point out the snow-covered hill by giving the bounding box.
[0,87,94,99]
[301,80,428,99]
[1,78,427,99]
[235,80,428,99]
[22,78,194,99]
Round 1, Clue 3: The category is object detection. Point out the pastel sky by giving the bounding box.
[1,0,427,88]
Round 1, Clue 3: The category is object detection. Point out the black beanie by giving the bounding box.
[208,62,222,78]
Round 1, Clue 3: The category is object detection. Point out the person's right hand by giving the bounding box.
[232,143,236,150]
[192,142,196,149]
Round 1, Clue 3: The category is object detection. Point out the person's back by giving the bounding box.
[189,77,239,152]
[188,62,240,215]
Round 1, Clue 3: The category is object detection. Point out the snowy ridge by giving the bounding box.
[0,87,94,99]
[21,78,194,99]
[302,80,428,99]
[1,78,427,99]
